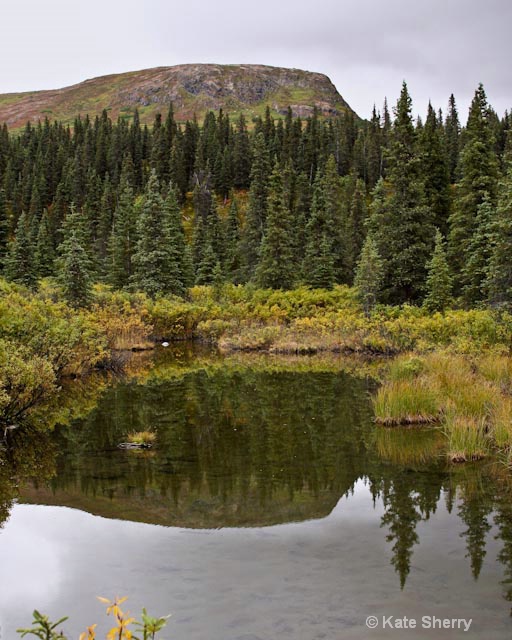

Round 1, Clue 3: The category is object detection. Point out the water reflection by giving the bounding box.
[1,346,512,624]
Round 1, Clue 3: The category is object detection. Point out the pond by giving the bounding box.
[0,346,511,639]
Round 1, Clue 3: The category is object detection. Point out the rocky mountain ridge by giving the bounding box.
[0,63,356,128]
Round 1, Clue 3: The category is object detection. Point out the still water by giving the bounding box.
[0,347,511,638]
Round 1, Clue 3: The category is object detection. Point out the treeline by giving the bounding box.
[0,81,511,308]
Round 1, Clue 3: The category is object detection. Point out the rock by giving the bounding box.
[118,442,152,450]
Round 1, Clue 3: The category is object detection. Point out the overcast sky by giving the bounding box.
[2,0,511,121]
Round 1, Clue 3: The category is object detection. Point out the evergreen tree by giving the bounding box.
[345,178,368,281]
[445,94,460,183]
[131,170,176,296]
[354,234,383,316]
[303,172,335,289]
[195,234,219,286]
[255,166,295,289]
[96,174,115,272]
[366,106,384,188]
[57,231,93,307]
[5,211,37,288]
[232,115,252,188]
[108,178,136,289]
[368,83,434,303]
[305,233,335,289]
[163,183,188,296]
[485,161,512,308]
[223,196,242,283]
[420,103,451,234]
[423,229,453,312]
[241,133,270,280]
[448,84,499,297]
[462,194,496,304]
[322,155,346,282]
[34,209,55,278]
[0,188,9,268]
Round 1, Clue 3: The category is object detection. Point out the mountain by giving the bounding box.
[0,64,356,129]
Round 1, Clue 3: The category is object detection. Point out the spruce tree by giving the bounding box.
[164,182,188,296]
[255,166,295,290]
[233,115,252,188]
[345,178,368,281]
[368,83,434,303]
[57,231,93,307]
[0,188,9,268]
[196,235,219,286]
[96,174,115,273]
[448,84,499,297]
[223,196,242,283]
[462,194,495,304]
[354,234,383,316]
[241,132,270,280]
[322,155,346,282]
[420,103,451,234]
[34,209,55,278]
[108,179,136,289]
[5,211,37,288]
[303,171,335,289]
[423,229,453,312]
[484,161,512,308]
[131,170,177,297]
[445,94,460,183]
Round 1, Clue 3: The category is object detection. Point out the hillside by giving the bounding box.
[0,63,355,128]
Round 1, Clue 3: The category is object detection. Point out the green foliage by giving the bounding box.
[17,597,170,640]
[354,234,383,315]
[485,162,512,308]
[58,233,93,307]
[0,338,55,424]
[368,83,435,303]
[255,165,295,289]
[241,132,270,279]
[6,212,37,288]
[423,229,452,312]
[135,608,171,640]
[448,84,499,298]
[0,82,510,307]
[17,610,68,639]
[131,171,185,296]
[108,174,136,289]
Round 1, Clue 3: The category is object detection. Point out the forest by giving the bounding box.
[0,81,510,309]
[3,79,512,639]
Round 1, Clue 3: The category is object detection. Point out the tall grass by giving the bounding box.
[374,351,512,464]
[374,379,440,425]
[490,397,512,450]
[445,416,489,463]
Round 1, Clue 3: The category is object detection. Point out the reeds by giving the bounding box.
[373,351,512,464]
[445,416,489,463]
[374,379,440,425]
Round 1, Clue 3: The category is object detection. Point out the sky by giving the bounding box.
[2,0,511,122]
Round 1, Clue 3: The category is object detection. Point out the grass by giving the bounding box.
[127,430,156,446]
[445,416,489,463]
[374,351,512,464]
[374,379,440,425]
[477,353,512,391]
[490,397,512,450]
